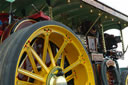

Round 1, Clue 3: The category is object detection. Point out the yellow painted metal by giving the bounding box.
[15,25,95,85]
[29,46,49,73]
[66,73,75,82]
[63,60,80,74]
[16,79,37,85]
[126,75,128,85]
[17,68,45,82]
[54,39,69,62]
[60,53,65,69]
[43,34,49,62]
[27,48,39,73]
[48,43,56,67]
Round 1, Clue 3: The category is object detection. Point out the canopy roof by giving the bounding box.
[0,0,128,31]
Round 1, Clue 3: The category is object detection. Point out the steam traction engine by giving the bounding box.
[0,0,128,85]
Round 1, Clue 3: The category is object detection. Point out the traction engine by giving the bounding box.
[0,0,127,85]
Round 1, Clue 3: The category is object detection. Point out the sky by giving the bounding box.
[98,0,128,15]
[98,0,128,67]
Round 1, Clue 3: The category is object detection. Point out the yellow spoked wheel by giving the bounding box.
[126,76,128,85]
[0,21,95,85]
[121,70,128,85]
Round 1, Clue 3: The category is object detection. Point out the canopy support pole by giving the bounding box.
[100,24,107,53]
[49,6,53,20]
[120,29,125,53]
[85,13,103,36]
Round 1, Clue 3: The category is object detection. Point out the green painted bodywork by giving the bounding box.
[0,0,128,31]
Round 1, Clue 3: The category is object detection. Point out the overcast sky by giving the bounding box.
[98,0,128,15]
[98,0,128,67]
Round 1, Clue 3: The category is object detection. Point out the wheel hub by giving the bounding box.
[50,76,67,85]
[47,67,67,85]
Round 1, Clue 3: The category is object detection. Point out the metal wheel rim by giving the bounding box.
[14,25,95,85]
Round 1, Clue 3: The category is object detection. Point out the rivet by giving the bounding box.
[28,40,31,43]
[112,18,114,21]
[90,9,93,13]
[67,0,70,3]
[80,4,83,8]
[69,40,72,43]
[105,16,108,19]
[124,24,127,26]
[2,11,4,13]
[118,21,121,24]
[98,13,101,16]
[25,45,27,47]
[50,29,52,32]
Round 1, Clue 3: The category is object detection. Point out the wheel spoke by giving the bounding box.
[16,79,37,85]
[29,46,49,73]
[66,74,75,82]
[48,43,56,67]
[19,56,27,68]
[17,68,45,82]
[63,60,80,74]
[27,49,38,73]
[55,40,68,62]
[42,34,49,62]
[60,53,65,69]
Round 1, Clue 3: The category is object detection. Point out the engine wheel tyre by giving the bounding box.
[101,59,121,85]
[0,21,96,85]
[10,18,37,33]
[121,70,128,85]
[1,18,36,42]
